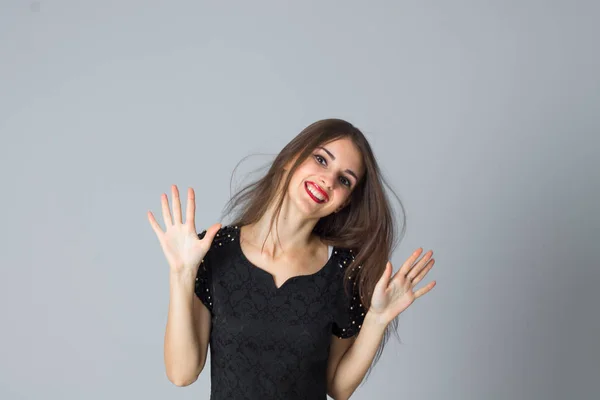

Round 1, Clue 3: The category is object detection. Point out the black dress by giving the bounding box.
[195,225,366,399]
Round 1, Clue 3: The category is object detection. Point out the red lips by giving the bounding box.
[305,181,329,203]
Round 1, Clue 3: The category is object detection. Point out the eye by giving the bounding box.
[339,176,351,187]
[314,154,326,165]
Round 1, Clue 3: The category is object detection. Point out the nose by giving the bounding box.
[319,174,334,191]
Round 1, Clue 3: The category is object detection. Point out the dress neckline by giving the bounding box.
[234,226,336,291]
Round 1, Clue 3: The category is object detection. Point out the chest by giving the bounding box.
[209,247,342,326]
[239,240,330,290]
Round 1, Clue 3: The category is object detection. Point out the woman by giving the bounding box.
[148,119,436,399]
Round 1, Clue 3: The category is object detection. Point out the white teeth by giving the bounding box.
[310,187,324,200]
[307,183,326,202]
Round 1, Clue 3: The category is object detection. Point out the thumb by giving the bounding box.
[200,222,222,243]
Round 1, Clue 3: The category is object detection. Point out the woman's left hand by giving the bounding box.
[369,248,437,325]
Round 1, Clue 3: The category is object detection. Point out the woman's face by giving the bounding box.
[286,137,365,219]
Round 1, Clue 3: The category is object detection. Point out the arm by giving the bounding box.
[328,311,388,399]
[326,335,355,398]
[164,270,212,386]
[330,249,437,398]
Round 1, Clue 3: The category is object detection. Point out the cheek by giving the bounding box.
[288,168,310,190]
[334,190,350,205]
[291,163,315,182]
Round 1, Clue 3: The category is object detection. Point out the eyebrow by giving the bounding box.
[317,146,359,182]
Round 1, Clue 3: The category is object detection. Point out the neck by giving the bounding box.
[242,191,321,259]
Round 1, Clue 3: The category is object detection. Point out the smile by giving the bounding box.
[305,181,329,203]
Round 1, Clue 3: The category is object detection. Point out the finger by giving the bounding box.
[186,187,196,231]
[201,222,223,245]
[414,281,436,298]
[374,261,393,292]
[410,259,434,287]
[407,252,433,282]
[399,248,424,276]
[172,185,183,224]
[161,193,173,227]
[147,210,164,238]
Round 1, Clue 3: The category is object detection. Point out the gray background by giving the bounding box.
[1,0,599,399]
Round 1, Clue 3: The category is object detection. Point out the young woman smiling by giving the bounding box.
[148,118,437,399]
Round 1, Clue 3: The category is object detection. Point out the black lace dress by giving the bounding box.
[195,225,366,399]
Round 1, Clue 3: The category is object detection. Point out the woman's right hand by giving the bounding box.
[148,184,222,275]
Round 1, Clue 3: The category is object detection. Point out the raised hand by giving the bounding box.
[148,184,221,275]
[368,248,437,324]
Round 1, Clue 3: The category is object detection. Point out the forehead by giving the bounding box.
[317,137,364,176]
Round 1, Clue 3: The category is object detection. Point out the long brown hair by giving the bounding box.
[220,118,407,378]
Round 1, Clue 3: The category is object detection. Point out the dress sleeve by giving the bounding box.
[332,268,367,338]
[194,229,213,313]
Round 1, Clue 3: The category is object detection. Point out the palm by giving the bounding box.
[161,226,207,270]
[147,185,221,274]
[369,248,437,324]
